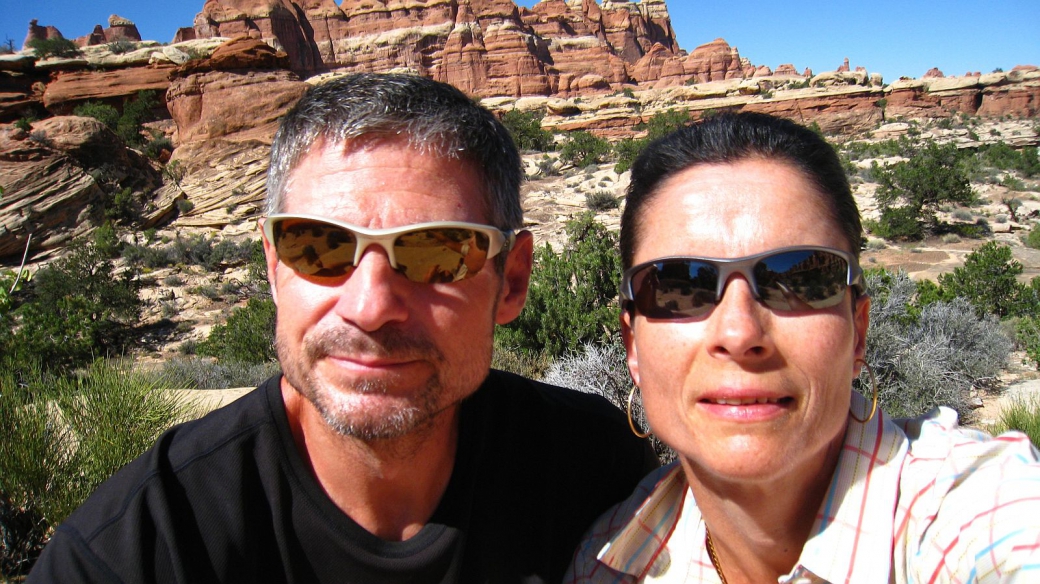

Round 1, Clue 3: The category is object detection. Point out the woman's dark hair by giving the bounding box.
[620,112,861,268]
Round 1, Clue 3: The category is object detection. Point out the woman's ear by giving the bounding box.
[852,294,870,362]
[621,309,641,387]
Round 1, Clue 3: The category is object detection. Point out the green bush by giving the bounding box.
[501,109,554,152]
[107,39,137,54]
[873,141,975,237]
[990,393,1040,448]
[866,206,924,240]
[1016,316,1040,369]
[496,213,621,357]
[198,298,277,364]
[936,241,1034,319]
[559,131,611,168]
[143,134,174,160]
[0,241,142,375]
[73,91,158,146]
[0,359,202,577]
[1025,224,1040,250]
[585,190,619,212]
[26,37,80,59]
[73,101,120,130]
[613,110,692,173]
[863,269,1013,420]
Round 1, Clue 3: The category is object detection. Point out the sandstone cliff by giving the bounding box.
[2,2,1038,264]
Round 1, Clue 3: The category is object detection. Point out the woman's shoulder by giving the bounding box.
[890,407,1040,582]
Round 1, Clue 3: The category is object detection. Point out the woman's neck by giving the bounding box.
[680,431,845,583]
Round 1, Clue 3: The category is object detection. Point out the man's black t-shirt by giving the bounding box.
[29,370,658,583]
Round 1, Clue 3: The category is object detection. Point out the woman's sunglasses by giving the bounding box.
[621,246,865,319]
[263,214,515,284]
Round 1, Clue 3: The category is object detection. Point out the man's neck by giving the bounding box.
[281,384,460,541]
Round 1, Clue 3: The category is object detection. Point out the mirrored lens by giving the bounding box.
[395,228,491,283]
[273,219,357,278]
[754,250,849,310]
[633,260,719,318]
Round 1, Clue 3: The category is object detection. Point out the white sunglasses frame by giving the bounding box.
[262,213,515,278]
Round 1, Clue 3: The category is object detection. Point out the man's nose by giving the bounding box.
[332,243,409,331]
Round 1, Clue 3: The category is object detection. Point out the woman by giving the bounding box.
[567,113,1040,583]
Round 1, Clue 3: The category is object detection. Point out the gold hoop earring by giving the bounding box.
[627,386,651,439]
[850,358,879,424]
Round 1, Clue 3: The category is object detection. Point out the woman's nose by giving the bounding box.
[706,275,773,362]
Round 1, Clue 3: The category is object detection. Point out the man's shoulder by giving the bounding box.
[478,369,636,432]
[61,376,283,535]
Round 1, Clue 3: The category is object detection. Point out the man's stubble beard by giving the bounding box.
[276,323,489,442]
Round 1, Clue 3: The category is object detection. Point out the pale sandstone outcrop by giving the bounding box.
[0,117,164,258]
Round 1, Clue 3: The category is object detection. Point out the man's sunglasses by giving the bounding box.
[621,246,865,319]
[263,214,515,283]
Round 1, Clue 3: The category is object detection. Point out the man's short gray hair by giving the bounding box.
[266,73,523,231]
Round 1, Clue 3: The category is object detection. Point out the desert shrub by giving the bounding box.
[612,138,643,174]
[978,142,1040,177]
[0,359,201,577]
[501,109,554,152]
[542,341,676,463]
[990,393,1040,448]
[14,114,37,132]
[491,343,553,380]
[936,241,1035,319]
[197,298,277,364]
[73,101,120,131]
[143,135,174,160]
[863,269,1013,420]
[496,213,621,357]
[559,131,610,168]
[107,39,137,54]
[873,141,975,237]
[865,206,924,240]
[26,37,79,59]
[27,130,53,148]
[1025,224,1040,250]
[585,190,619,212]
[613,110,692,173]
[0,241,143,375]
[73,91,158,146]
[156,357,280,389]
[1016,316,1040,369]
[122,234,257,271]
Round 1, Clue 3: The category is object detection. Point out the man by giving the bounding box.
[29,73,657,583]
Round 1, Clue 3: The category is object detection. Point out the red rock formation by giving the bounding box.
[837,57,850,73]
[104,15,143,43]
[774,64,800,77]
[188,0,680,97]
[174,27,198,43]
[923,67,945,78]
[682,38,744,83]
[166,38,306,144]
[23,20,65,50]
[42,65,176,114]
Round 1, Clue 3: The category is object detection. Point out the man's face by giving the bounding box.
[263,136,530,441]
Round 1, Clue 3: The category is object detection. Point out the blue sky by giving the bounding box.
[3,0,1037,82]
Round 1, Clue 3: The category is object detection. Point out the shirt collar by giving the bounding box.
[595,392,910,582]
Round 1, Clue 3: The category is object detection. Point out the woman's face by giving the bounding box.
[622,157,869,485]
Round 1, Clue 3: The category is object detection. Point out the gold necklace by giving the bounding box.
[705,528,729,584]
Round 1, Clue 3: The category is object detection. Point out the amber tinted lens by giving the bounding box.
[272,218,357,278]
[394,228,491,283]
[754,249,849,310]
[632,260,719,319]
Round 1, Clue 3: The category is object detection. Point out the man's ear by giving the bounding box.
[621,309,641,387]
[260,220,280,306]
[494,230,534,325]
